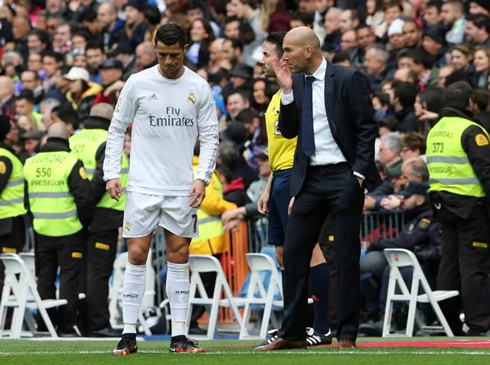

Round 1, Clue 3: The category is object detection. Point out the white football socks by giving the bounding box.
[166,261,190,338]
[122,262,146,335]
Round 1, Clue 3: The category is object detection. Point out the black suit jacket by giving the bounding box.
[278,61,382,196]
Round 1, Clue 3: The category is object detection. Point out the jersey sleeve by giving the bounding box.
[196,84,219,186]
[104,77,137,181]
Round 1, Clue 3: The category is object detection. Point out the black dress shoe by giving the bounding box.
[255,337,307,351]
[89,326,123,338]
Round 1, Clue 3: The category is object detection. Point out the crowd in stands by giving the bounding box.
[2,0,490,335]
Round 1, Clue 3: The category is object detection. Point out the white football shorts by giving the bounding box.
[122,191,198,238]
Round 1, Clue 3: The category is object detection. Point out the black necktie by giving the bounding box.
[302,76,315,157]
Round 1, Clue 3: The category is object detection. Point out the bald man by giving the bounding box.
[0,76,16,119]
[69,103,128,337]
[24,122,92,337]
[136,41,157,69]
[256,27,381,350]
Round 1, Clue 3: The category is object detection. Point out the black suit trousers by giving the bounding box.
[279,163,364,341]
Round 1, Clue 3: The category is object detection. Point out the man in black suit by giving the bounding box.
[255,27,381,351]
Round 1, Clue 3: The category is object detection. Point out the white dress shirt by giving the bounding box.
[281,58,365,180]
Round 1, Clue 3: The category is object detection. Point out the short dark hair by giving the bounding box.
[154,24,187,48]
[394,81,417,108]
[79,8,98,23]
[27,29,51,47]
[445,81,473,109]
[384,0,403,12]
[332,50,352,64]
[265,31,285,58]
[42,51,64,64]
[185,0,204,12]
[445,69,471,87]
[52,103,79,129]
[467,14,490,34]
[355,23,372,32]
[225,37,244,52]
[225,16,240,26]
[373,91,391,107]
[144,6,161,26]
[425,0,441,12]
[71,28,90,41]
[290,11,314,27]
[17,90,35,104]
[86,40,104,53]
[472,89,489,112]
[378,115,400,132]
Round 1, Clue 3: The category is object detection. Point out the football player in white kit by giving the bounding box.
[104,24,219,354]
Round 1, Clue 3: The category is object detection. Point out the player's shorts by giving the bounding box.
[268,169,292,246]
[122,191,198,239]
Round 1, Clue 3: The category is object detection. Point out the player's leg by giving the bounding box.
[114,192,160,355]
[307,243,332,346]
[160,196,203,353]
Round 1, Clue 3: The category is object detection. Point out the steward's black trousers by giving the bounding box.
[35,231,84,331]
[279,163,364,341]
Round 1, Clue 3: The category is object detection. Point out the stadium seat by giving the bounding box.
[186,255,244,340]
[239,253,283,340]
[0,254,67,338]
[383,249,459,337]
[108,250,160,335]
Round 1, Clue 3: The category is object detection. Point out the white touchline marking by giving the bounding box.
[0,350,489,356]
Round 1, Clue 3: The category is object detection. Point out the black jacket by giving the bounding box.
[279,61,382,196]
[83,117,124,232]
[24,138,93,227]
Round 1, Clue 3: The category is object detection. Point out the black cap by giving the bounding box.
[0,115,11,140]
[21,130,46,140]
[230,63,253,79]
[423,24,447,46]
[110,42,134,57]
[399,182,429,198]
[124,0,146,12]
[100,58,124,70]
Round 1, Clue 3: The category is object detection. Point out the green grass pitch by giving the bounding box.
[1,338,490,365]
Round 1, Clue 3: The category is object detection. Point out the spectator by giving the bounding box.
[332,50,353,68]
[365,44,392,91]
[21,129,45,156]
[250,78,272,113]
[0,76,16,119]
[356,23,376,64]
[339,9,359,34]
[290,11,314,29]
[42,52,64,95]
[388,18,406,54]
[472,89,490,132]
[135,41,157,70]
[438,65,455,88]
[110,42,139,81]
[227,0,265,42]
[27,52,44,74]
[224,16,241,40]
[86,42,107,84]
[259,0,290,33]
[440,0,466,45]
[422,24,448,66]
[226,90,250,120]
[64,67,102,122]
[17,114,38,132]
[381,1,403,39]
[366,0,385,37]
[27,29,51,54]
[393,81,418,133]
[80,8,102,37]
[469,0,490,16]
[185,0,220,37]
[123,0,148,50]
[400,133,426,162]
[15,90,42,130]
[217,164,248,207]
[53,22,71,54]
[473,47,490,88]
[372,91,391,122]
[423,1,442,28]
[450,44,474,74]
[20,70,44,104]
[414,87,445,133]
[402,18,422,49]
[12,15,32,59]
[322,7,342,53]
[465,14,490,47]
[94,59,124,106]
[229,63,253,91]
[143,6,162,42]
[340,29,358,58]
[186,19,215,68]
[222,37,244,71]
[98,3,125,53]
[218,140,258,189]
[207,39,226,76]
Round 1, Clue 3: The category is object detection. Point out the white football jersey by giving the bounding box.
[104,65,219,196]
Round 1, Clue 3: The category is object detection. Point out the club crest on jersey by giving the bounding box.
[125,222,131,232]
[187,92,196,104]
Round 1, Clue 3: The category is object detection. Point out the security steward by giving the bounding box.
[23,123,92,336]
[69,103,128,337]
[0,116,27,294]
[427,81,490,336]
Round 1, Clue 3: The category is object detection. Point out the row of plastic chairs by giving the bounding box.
[185,249,460,340]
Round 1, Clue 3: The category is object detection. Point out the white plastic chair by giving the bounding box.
[186,255,244,340]
[108,250,159,335]
[383,249,459,337]
[239,253,283,339]
[0,254,67,338]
